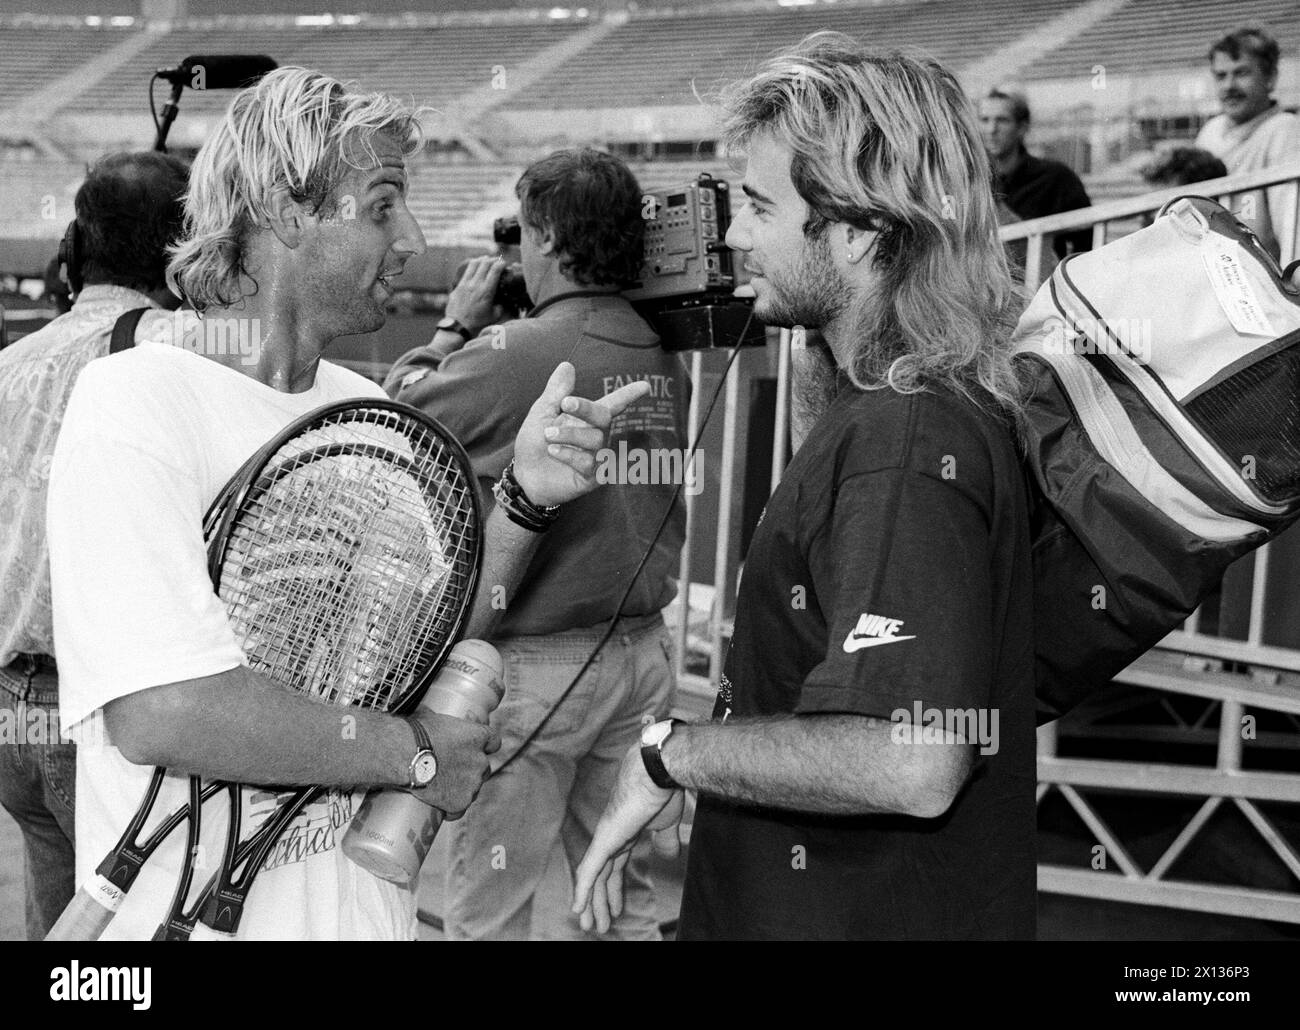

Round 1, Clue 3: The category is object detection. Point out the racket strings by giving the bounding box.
[218,408,479,715]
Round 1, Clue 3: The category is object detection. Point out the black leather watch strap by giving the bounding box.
[641,719,682,790]
[437,317,472,342]
[405,714,433,754]
[404,715,434,788]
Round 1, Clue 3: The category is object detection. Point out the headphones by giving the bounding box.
[56,218,84,297]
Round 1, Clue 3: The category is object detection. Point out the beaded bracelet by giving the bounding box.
[493,459,561,533]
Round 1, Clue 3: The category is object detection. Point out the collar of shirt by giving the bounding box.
[527,288,623,319]
[1218,101,1283,145]
[70,283,159,317]
[993,145,1033,192]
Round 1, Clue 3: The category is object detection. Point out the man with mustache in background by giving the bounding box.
[1195,24,1300,261]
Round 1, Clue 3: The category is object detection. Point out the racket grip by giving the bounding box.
[45,878,122,941]
[342,640,504,886]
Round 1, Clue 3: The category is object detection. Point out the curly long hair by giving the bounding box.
[167,67,423,311]
[719,32,1026,420]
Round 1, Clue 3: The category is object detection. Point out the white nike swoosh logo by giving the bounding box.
[844,633,917,653]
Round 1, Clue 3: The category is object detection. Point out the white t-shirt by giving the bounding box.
[1196,104,1300,261]
[48,335,415,940]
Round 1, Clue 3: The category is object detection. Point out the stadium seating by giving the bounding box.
[629,159,736,200]
[505,0,1085,111]
[0,0,544,13]
[1022,0,1300,79]
[76,26,318,117]
[4,0,1297,262]
[69,21,584,116]
[0,159,84,238]
[0,24,132,109]
[3,1,1092,119]
[406,162,521,244]
[7,0,1300,121]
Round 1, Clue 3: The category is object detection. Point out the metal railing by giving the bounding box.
[1000,159,1300,293]
[668,328,795,716]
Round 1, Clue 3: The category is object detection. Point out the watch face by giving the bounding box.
[413,751,438,785]
[642,721,672,748]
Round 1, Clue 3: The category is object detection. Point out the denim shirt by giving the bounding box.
[0,285,158,674]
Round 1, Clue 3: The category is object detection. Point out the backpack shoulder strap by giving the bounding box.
[109,307,149,355]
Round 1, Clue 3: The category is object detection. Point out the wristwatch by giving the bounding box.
[404,716,438,789]
[436,316,473,342]
[640,718,682,790]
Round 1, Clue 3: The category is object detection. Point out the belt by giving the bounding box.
[494,610,666,647]
[21,652,57,674]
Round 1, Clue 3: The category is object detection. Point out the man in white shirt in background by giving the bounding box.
[1195,24,1300,261]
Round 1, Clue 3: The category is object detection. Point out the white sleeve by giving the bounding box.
[1265,119,1300,263]
[48,365,246,731]
[1193,120,1218,156]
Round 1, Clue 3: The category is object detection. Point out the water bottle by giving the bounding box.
[342,639,504,886]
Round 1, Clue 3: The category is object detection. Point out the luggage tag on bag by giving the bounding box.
[1201,234,1275,337]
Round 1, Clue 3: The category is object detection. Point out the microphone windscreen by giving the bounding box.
[181,54,278,91]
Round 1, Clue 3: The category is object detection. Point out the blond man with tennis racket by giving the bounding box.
[46,68,648,941]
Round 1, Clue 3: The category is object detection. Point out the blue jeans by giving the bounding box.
[0,659,76,940]
[444,613,676,940]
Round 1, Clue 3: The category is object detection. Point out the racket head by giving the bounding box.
[209,398,483,716]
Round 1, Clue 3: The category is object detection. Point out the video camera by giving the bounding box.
[624,173,764,351]
[450,216,530,319]
[465,173,764,351]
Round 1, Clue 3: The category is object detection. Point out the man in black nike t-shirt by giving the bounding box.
[571,32,1038,940]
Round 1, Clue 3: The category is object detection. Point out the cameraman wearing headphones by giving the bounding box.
[386,148,688,940]
[0,150,188,939]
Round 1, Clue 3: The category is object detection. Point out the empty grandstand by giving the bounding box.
[3,0,1298,269]
[3,0,1298,275]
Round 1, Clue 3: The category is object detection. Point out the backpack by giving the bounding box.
[1013,196,1300,722]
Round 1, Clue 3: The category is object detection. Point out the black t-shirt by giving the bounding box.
[386,294,687,634]
[677,382,1037,940]
[994,147,1093,259]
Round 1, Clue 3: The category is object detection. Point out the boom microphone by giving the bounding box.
[156,54,277,90]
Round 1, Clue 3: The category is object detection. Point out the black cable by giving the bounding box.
[149,73,160,137]
[492,307,756,777]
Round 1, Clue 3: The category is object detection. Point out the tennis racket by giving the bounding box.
[48,399,482,941]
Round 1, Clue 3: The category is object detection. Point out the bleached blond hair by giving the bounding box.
[719,32,1025,419]
[168,67,423,310]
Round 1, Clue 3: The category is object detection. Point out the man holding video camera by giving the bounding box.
[386,148,688,940]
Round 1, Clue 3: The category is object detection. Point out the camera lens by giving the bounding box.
[493,216,521,247]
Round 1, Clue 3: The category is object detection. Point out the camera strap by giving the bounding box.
[109,307,150,355]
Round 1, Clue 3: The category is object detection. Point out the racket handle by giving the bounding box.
[45,878,122,941]
[343,640,504,886]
